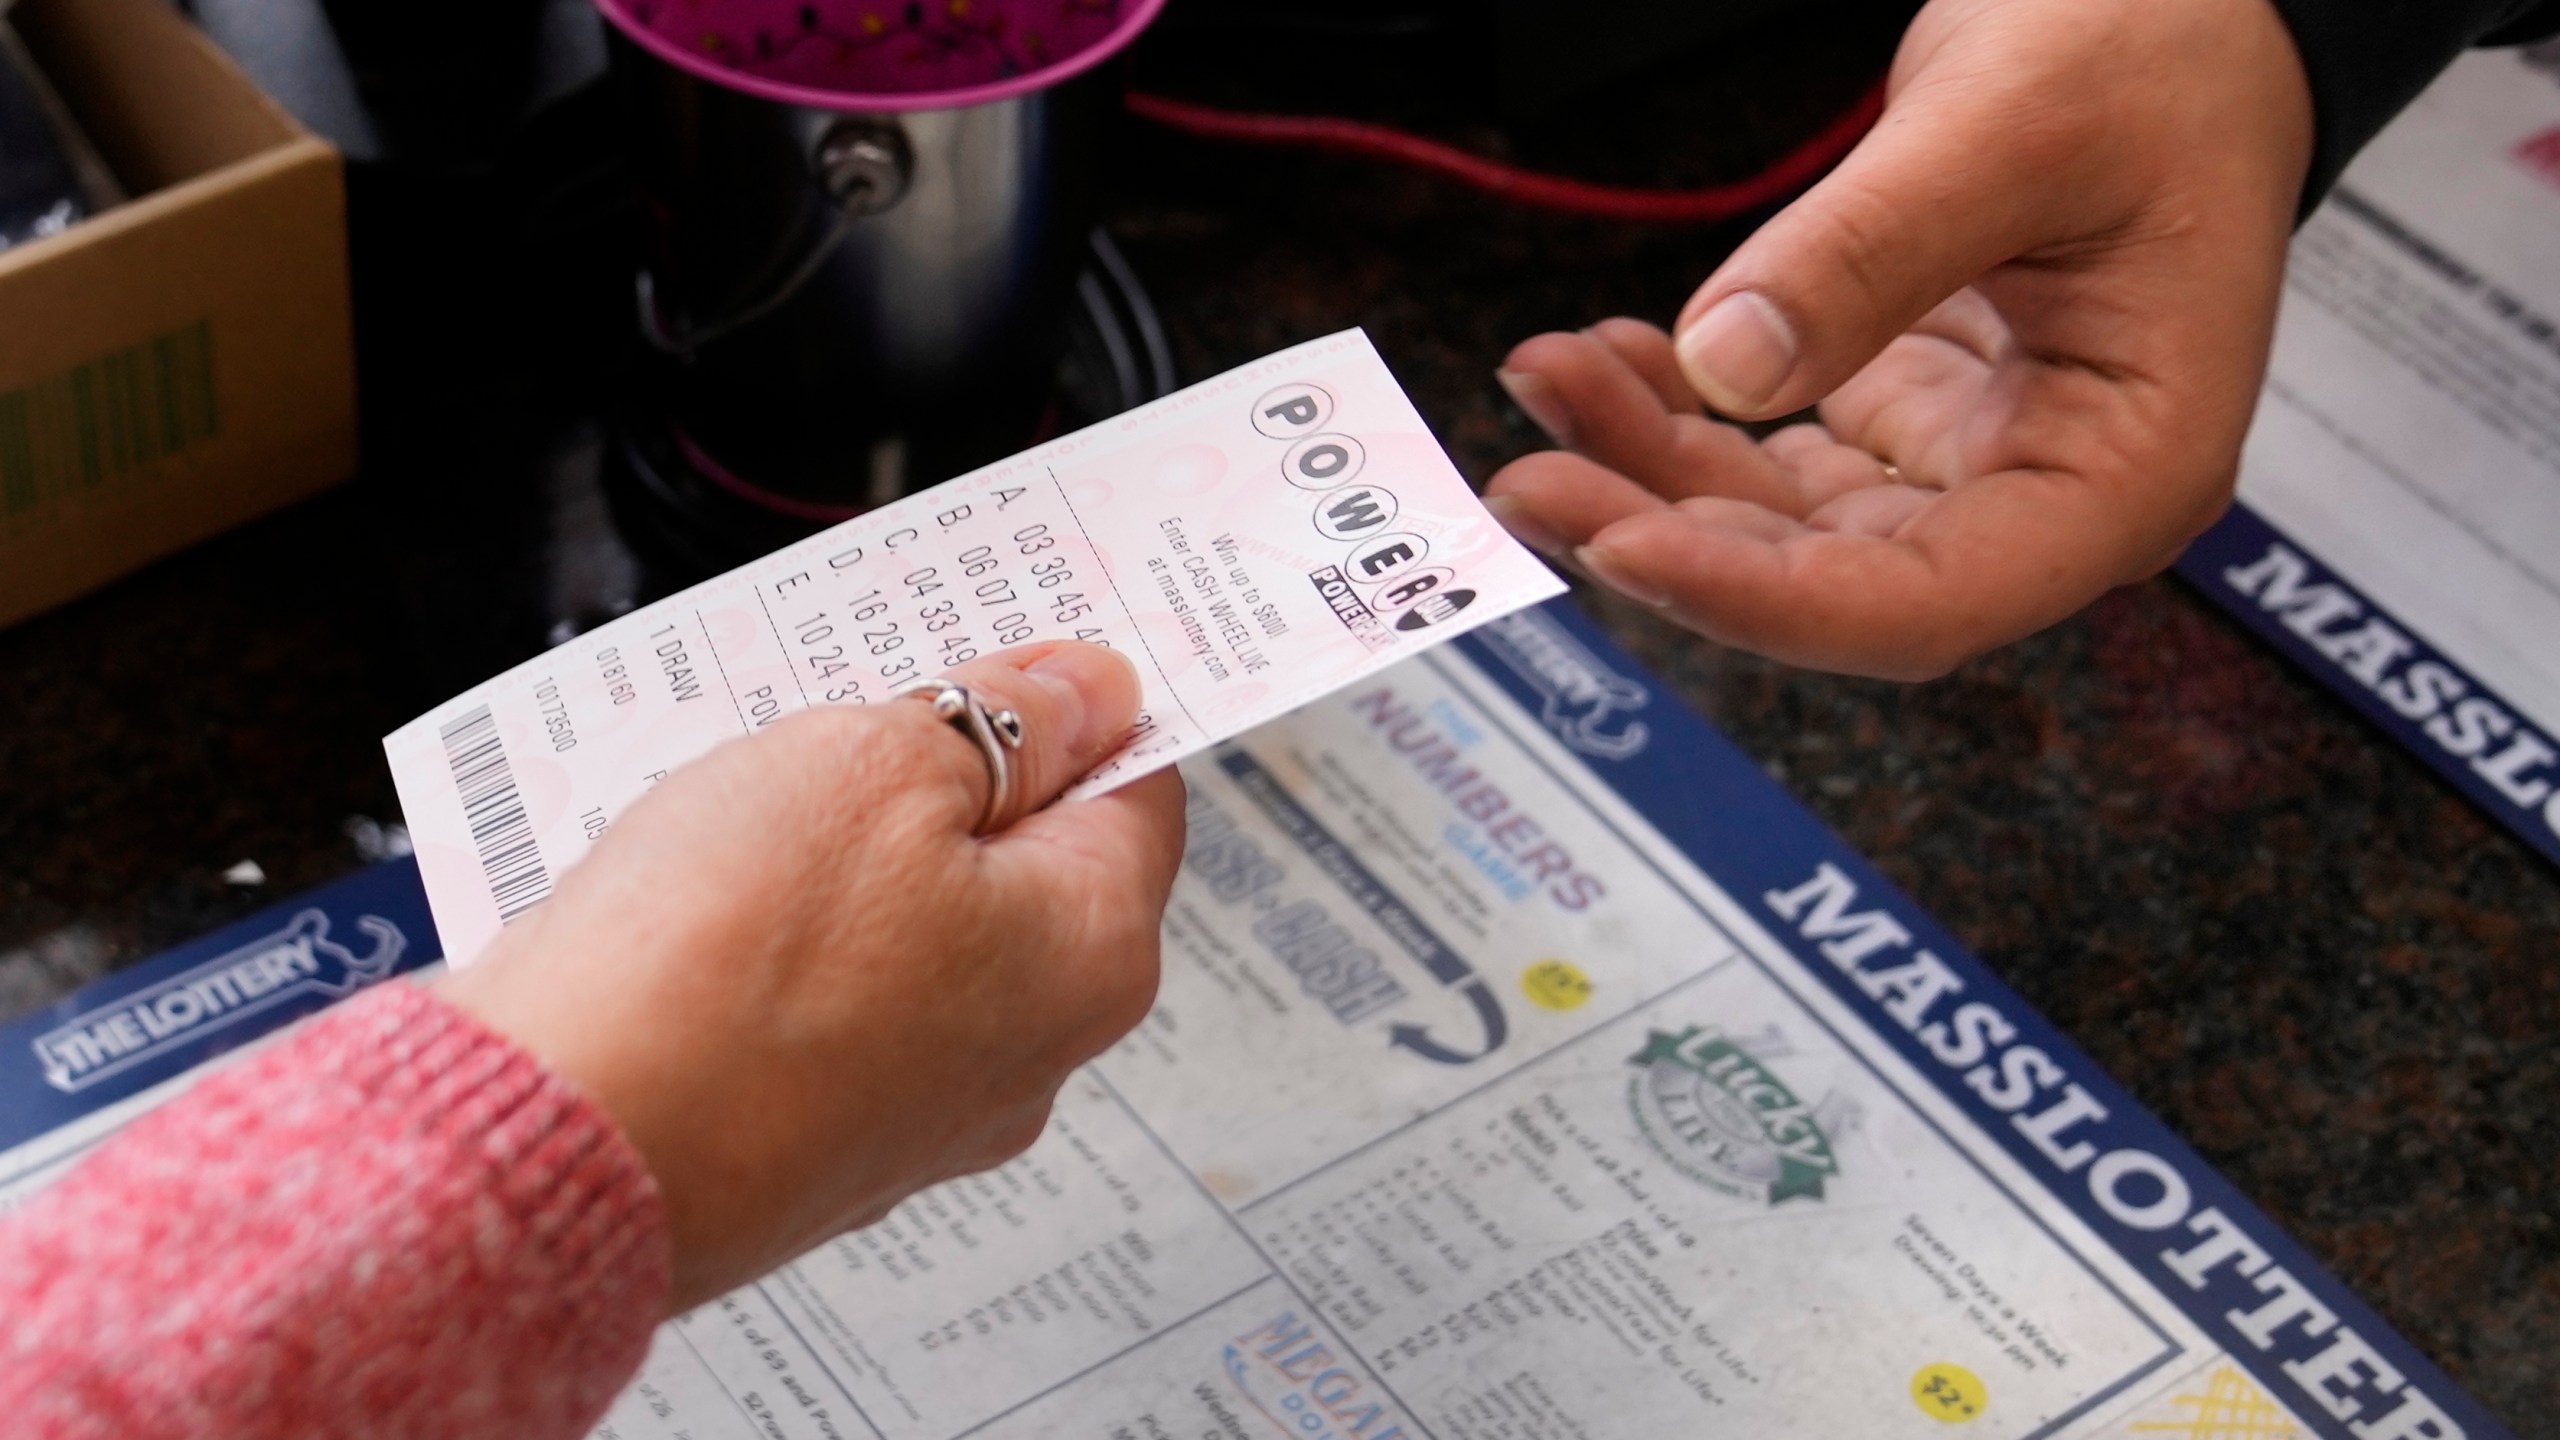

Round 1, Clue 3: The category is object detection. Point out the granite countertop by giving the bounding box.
[0,0,2552,1425]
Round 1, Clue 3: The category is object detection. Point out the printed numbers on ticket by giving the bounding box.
[385,329,1564,966]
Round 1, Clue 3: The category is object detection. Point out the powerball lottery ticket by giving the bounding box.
[384,329,1564,966]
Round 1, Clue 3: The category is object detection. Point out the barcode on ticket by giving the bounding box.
[438,705,554,922]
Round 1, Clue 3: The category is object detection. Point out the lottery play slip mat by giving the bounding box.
[2185,51,2560,872]
[0,333,2512,1440]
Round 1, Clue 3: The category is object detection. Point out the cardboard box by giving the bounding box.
[0,0,354,628]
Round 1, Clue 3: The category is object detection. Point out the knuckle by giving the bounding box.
[1092,933,1163,1038]
[1794,187,1906,327]
[1052,903,1162,1048]
[987,1105,1053,1165]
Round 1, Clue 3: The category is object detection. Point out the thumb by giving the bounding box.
[1672,49,2098,419]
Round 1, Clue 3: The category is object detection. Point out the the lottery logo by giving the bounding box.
[1254,381,1478,643]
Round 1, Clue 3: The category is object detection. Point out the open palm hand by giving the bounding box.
[1485,0,2315,680]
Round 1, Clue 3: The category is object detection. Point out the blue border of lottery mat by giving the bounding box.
[0,857,443,1160]
[0,602,2509,1440]
[1451,600,2510,1440]
[2180,500,2560,873]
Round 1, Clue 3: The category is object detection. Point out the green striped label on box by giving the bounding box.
[0,322,219,529]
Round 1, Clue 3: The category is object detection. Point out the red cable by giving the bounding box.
[1124,80,1886,224]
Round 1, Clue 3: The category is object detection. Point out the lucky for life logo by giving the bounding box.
[1627,1024,1852,1206]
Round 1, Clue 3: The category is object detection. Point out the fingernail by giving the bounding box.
[1574,544,1670,609]
[1026,644,1139,757]
[1496,368,1575,447]
[1675,290,1796,415]
[1484,494,1566,558]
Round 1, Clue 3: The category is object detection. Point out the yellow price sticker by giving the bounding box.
[1912,1363,1987,1423]
[1519,959,1592,1012]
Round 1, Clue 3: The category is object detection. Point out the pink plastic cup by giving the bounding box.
[595,0,1167,111]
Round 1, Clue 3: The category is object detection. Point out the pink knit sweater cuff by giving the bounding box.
[0,979,673,1440]
[304,980,674,1303]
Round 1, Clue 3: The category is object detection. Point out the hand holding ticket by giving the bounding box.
[386,330,1563,965]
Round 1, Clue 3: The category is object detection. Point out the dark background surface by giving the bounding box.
[0,0,2553,1427]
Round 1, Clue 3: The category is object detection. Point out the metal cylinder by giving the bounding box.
[612,28,1118,509]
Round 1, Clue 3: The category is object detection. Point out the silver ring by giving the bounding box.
[904,679,1025,833]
